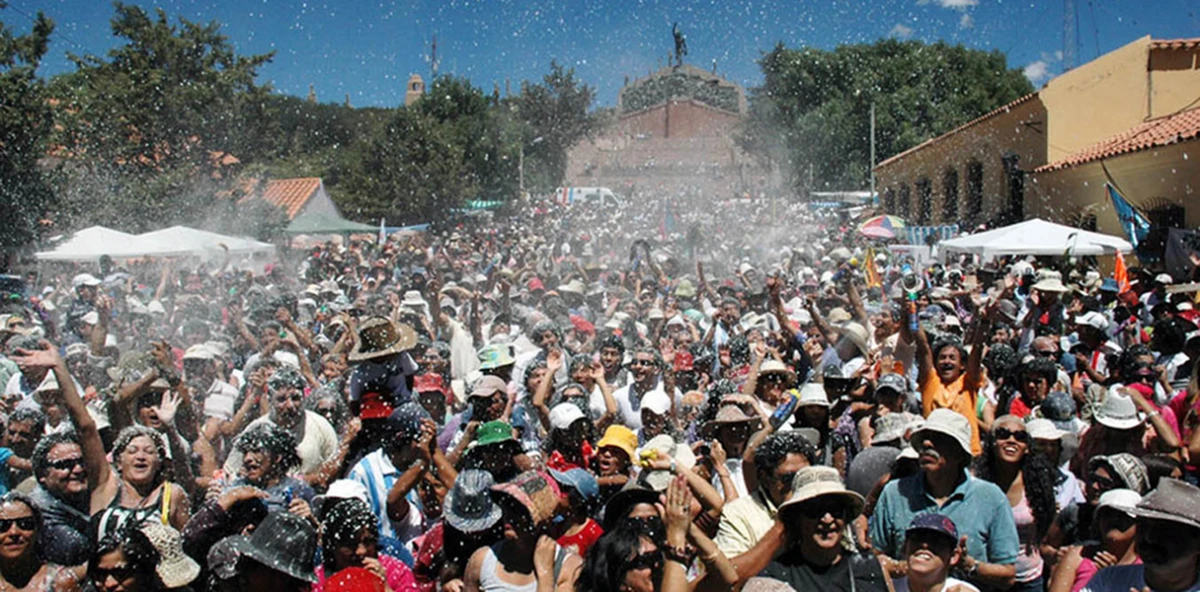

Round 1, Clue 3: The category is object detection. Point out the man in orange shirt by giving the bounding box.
[898,293,1004,457]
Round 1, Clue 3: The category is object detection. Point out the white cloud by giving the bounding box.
[1024,60,1052,84]
[959,13,975,28]
[890,23,915,39]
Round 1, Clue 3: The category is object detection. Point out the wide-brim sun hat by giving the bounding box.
[778,465,865,519]
[347,316,417,362]
[759,359,796,384]
[1134,478,1200,529]
[909,408,973,458]
[601,480,661,531]
[637,435,696,491]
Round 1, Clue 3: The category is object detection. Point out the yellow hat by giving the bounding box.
[597,425,638,461]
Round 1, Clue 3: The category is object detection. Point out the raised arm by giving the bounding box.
[10,342,113,495]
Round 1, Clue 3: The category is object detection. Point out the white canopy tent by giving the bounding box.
[939,218,1133,259]
[36,225,275,261]
[34,226,172,261]
[136,226,275,256]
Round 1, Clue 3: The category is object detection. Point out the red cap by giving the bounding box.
[528,277,545,292]
[569,314,595,335]
[359,392,394,420]
[325,567,385,592]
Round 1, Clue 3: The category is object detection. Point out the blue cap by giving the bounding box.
[548,468,600,501]
[906,513,959,542]
[1100,278,1120,293]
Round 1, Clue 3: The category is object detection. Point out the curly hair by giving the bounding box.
[972,417,1058,539]
[321,498,379,574]
[304,386,349,433]
[31,432,80,481]
[111,425,172,485]
[753,431,817,483]
[9,407,46,434]
[235,423,301,479]
[997,357,1058,414]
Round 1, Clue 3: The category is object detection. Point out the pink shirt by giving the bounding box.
[314,554,418,592]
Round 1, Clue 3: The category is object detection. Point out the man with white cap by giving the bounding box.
[64,273,102,341]
[1049,489,1141,592]
[870,409,1018,591]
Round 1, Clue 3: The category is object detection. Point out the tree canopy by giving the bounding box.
[0,6,56,251]
[740,39,1034,193]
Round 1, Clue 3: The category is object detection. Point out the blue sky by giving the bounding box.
[5,0,1198,107]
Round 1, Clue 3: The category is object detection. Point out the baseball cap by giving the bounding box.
[906,513,959,544]
[72,274,101,288]
[470,375,508,399]
[549,403,586,430]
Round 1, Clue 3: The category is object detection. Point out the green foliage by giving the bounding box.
[50,2,274,231]
[510,61,598,192]
[0,9,56,253]
[335,106,474,225]
[741,39,1034,193]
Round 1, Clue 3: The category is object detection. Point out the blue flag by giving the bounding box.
[1107,184,1150,249]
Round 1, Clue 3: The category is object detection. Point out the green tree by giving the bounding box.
[335,107,474,225]
[511,61,597,192]
[417,76,519,202]
[51,2,274,230]
[0,5,56,255]
[741,39,1034,193]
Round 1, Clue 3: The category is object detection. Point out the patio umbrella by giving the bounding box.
[858,215,906,239]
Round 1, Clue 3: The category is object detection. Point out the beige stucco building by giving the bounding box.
[873,35,1200,240]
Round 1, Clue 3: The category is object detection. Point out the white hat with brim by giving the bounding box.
[778,466,864,519]
[640,390,672,416]
[637,435,696,491]
[909,408,973,458]
[1095,386,1146,431]
[1026,418,1064,441]
[1032,278,1069,293]
[550,403,587,431]
[840,322,871,357]
[759,360,796,383]
[1097,489,1142,517]
[797,382,830,407]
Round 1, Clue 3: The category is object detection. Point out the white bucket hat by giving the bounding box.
[1095,386,1145,430]
[909,408,973,458]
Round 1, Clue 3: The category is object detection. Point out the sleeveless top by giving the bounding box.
[479,542,564,592]
[1011,493,1044,583]
[93,480,171,539]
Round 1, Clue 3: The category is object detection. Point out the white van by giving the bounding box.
[554,187,623,208]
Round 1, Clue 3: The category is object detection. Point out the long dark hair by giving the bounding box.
[973,419,1059,538]
[576,518,663,592]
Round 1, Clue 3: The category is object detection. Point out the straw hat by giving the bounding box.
[347,316,417,362]
[778,466,865,519]
[840,322,870,357]
[140,521,200,589]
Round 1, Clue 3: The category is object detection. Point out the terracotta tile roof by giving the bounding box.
[1035,106,1200,172]
[244,177,322,219]
[1150,38,1200,50]
[874,92,1040,170]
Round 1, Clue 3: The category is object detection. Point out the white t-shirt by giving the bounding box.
[223,410,339,476]
[613,380,682,431]
[893,576,980,592]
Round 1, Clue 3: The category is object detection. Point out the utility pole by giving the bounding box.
[1063,0,1078,70]
[870,102,876,204]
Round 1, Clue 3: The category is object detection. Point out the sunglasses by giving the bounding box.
[796,498,851,521]
[993,427,1030,443]
[46,457,85,472]
[0,516,36,533]
[626,549,663,571]
[629,359,657,368]
[775,471,798,488]
[1034,350,1057,358]
[1089,472,1118,490]
[274,393,304,403]
[90,565,137,583]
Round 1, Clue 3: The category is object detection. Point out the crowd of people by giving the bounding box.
[0,194,1198,592]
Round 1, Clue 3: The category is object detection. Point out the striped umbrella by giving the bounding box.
[858,215,907,239]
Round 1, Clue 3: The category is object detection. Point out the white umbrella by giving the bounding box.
[939,218,1133,258]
